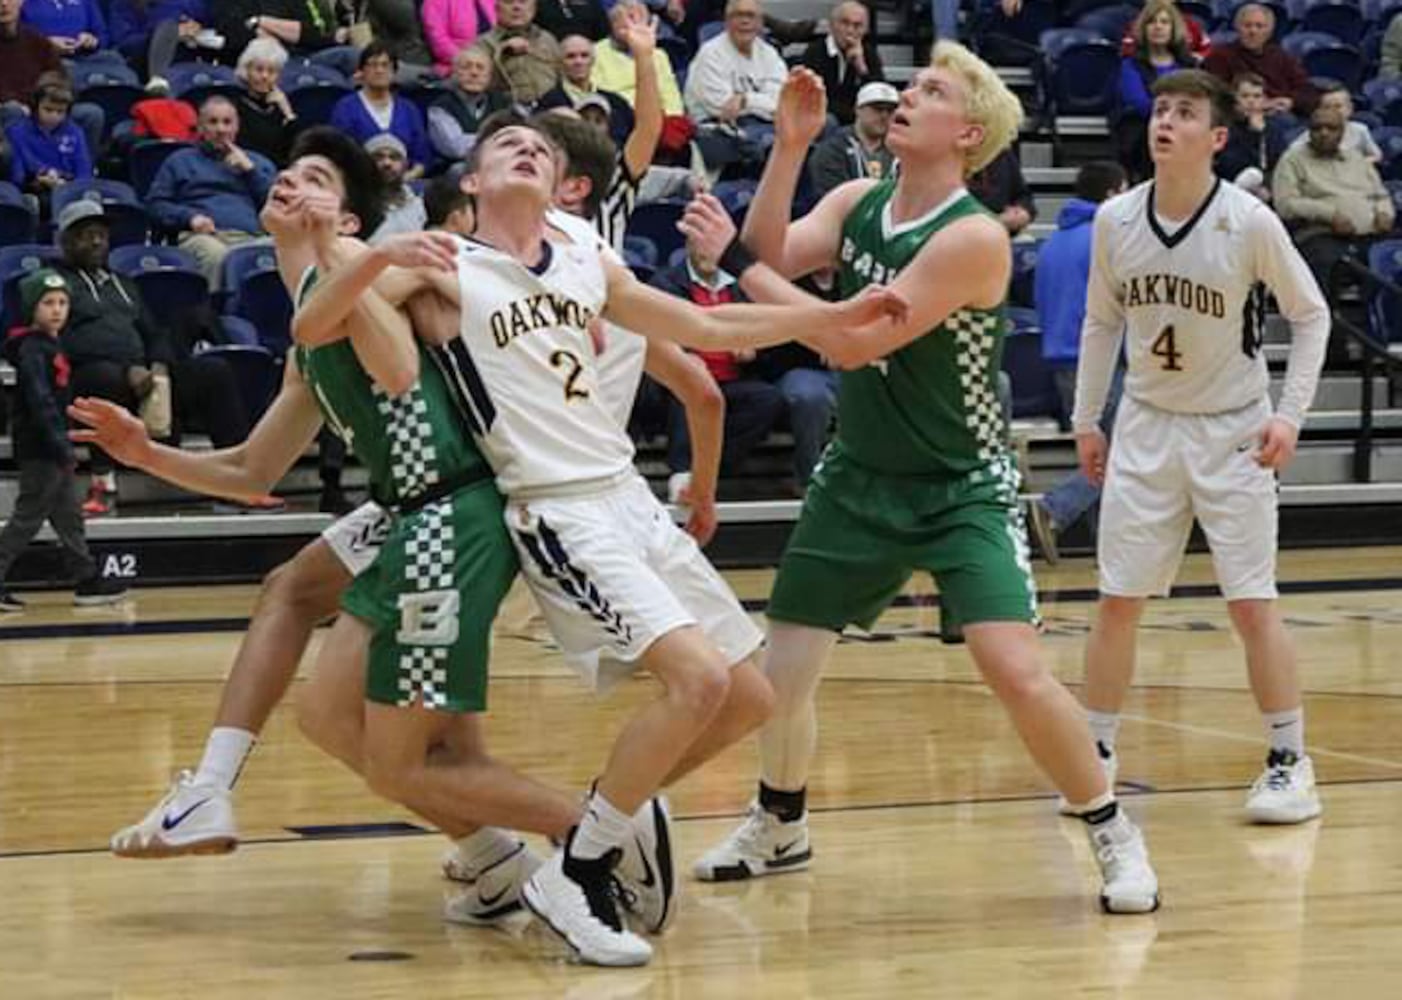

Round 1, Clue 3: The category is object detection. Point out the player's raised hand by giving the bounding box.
[1076,428,1108,486]
[619,2,658,57]
[375,231,460,272]
[677,193,737,265]
[775,68,828,150]
[1255,416,1298,470]
[68,397,154,468]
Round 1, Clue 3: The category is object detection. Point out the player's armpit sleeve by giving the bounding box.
[1249,206,1329,427]
[1071,208,1126,433]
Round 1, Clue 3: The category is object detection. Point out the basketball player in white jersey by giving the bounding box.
[295,120,905,966]
[1073,70,1329,823]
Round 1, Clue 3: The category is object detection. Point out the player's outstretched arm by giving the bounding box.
[68,361,324,502]
[643,340,724,545]
[743,69,873,277]
[1071,208,1128,485]
[619,3,664,181]
[602,255,906,353]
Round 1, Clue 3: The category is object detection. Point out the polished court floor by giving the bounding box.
[2,547,1402,998]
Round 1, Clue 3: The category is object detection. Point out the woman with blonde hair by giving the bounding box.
[1117,0,1198,180]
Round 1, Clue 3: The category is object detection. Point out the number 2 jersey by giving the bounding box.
[429,234,633,497]
[1073,179,1329,429]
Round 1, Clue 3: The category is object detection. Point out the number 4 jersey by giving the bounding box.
[430,234,633,498]
[1075,178,1329,428]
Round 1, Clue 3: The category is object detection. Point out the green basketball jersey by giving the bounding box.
[293,267,490,508]
[835,180,1009,479]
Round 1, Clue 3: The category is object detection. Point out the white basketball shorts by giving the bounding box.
[320,501,392,577]
[1098,395,1279,601]
[505,475,764,691]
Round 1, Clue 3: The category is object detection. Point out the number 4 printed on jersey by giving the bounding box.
[1151,324,1184,371]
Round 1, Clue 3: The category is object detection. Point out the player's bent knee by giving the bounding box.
[727,659,776,732]
[259,543,346,623]
[1226,598,1278,638]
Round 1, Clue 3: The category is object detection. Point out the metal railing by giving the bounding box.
[1331,256,1402,482]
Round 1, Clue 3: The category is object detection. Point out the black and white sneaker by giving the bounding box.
[692,802,812,882]
[74,574,128,607]
[615,796,676,934]
[0,590,25,613]
[522,831,652,966]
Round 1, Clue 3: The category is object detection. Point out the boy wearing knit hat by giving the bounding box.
[0,268,126,611]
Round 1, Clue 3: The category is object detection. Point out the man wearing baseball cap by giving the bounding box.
[806,80,897,199]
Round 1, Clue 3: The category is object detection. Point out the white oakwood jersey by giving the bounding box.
[431,233,634,497]
[546,208,648,428]
[1073,179,1329,429]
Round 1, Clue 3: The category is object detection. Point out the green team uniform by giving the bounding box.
[295,269,517,712]
[767,181,1038,632]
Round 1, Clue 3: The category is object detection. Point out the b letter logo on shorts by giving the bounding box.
[396,590,461,646]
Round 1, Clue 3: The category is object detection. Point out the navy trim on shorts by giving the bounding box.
[514,517,634,644]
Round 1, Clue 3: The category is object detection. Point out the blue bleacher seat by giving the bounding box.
[1374,125,1402,180]
[1302,0,1365,44]
[196,343,280,421]
[1303,41,1364,90]
[0,182,38,247]
[52,181,147,248]
[129,140,193,200]
[221,245,292,354]
[698,21,726,45]
[658,35,692,75]
[623,235,658,269]
[166,62,242,106]
[279,61,349,90]
[75,83,144,141]
[218,315,261,347]
[72,61,140,90]
[1178,0,1218,25]
[1279,30,1343,62]
[1001,309,1060,420]
[1365,78,1402,127]
[625,200,687,270]
[1010,239,1041,309]
[1040,30,1121,117]
[1075,4,1140,42]
[0,244,62,327]
[287,81,352,127]
[110,244,209,330]
[1366,238,1402,343]
[973,0,1058,66]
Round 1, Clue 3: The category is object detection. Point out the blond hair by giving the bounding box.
[929,40,1023,175]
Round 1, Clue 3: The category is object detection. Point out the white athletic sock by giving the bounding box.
[193,727,256,792]
[570,791,634,861]
[1263,708,1305,757]
[1072,790,1118,824]
[1086,710,1121,754]
[452,827,520,877]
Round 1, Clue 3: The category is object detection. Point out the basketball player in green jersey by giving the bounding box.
[685,50,1161,913]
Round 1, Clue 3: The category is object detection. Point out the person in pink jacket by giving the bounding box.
[422,0,497,76]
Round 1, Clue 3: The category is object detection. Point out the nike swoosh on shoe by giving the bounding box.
[161,799,210,831]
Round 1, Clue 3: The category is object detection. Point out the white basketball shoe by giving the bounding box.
[1088,810,1160,914]
[614,797,677,934]
[522,832,653,967]
[442,838,544,926]
[1245,750,1323,825]
[692,802,812,882]
[110,770,237,858]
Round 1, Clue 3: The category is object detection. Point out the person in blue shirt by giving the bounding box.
[20,0,109,56]
[6,73,92,210]
[146,95,275,290]
[1115,0,1197,182]
[1027,160,1127,561]
[330,41,429,175]
[109,0,211,80]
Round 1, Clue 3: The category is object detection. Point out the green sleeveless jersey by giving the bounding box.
[293,267,490,508]
[835,181,1009,479]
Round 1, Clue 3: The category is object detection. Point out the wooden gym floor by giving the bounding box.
[3,547,1402,998]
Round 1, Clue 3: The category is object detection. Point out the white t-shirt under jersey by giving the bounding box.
[546,207,648,430]
[432,234,633,497]
[1073,178,1330,430]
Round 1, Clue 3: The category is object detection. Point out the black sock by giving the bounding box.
[758,782,806,823]
[1081,800,1120,826]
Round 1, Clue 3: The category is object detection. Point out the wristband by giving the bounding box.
[718,236,757,278]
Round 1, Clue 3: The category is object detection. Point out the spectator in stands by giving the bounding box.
[0,0,102,153]
[1203,2,1312,116]
[366,133,425,240]
[1274,105,1394,297]
[55,200,250,516]
[147,96,276,290]
[428,45,510,161]
[1119,0,1211,61]
[330,42,430,172]
[422,0,496,77]
[969,144,1035,236]
[6,72,91,209]
[684,0,786,174]
[21,0,119,67]
[1215,71,1293,199]
[477,0,561,106]
[1286,82,1380,164]
[425,166,474,233]
[1027,160,1130,561]
[592,0,689,158]
[363,0,433,81]
[799,1,884,126]
[534,0,607,44]
[110,0,217,82]
[1116,0,1197,182]
[538,34,634,145]
[651,230,785,479]
[214,2,360,79]
[1382,11,1402,79]
[0,268,126,609]
[233,36,297,167]
[806,79,895,198]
